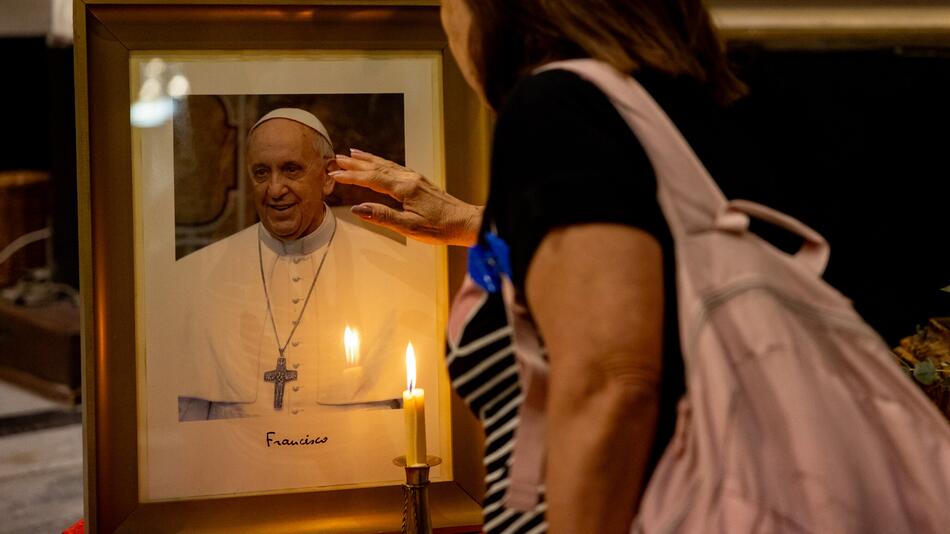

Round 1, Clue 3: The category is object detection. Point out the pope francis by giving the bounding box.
[177,108,412,421]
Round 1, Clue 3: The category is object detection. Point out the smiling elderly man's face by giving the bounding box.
[247,118,334,241]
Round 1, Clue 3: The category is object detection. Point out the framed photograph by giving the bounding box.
[140,52,452,499]
[76,1,490,532]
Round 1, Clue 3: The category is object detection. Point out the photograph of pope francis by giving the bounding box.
[134,56,448,500]
[174,104,415,421]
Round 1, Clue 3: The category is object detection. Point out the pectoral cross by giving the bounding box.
[264,355,297,410]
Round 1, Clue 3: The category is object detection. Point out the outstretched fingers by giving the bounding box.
[350,203,417,233]
[349,148,391,165]
[331,156,402,200]
[333,148,479,246]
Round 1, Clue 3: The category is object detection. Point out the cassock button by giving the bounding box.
[292,298,301,304]
[293,385,300,392]
[292,319,299,326]
[291,409,299,415]
[292,276,302,282]
[293,257,302,264]
[292,341,300,347]
[292,362,300,369]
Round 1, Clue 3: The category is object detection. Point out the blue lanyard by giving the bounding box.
[467,232,512,293]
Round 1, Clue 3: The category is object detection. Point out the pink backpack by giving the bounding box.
[449,59,950,532]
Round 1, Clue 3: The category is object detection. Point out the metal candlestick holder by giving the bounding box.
[393,455,442,534]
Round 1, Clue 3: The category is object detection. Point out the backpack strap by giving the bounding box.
[721,199,830,276]
[466,230,549,511]
[447,275,490,350]
[501,276,549,511]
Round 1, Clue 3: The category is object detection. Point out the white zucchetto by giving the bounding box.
[251,107,333,149]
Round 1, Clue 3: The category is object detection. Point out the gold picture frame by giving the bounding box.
[709,0,950,47]
[75,1,490,532]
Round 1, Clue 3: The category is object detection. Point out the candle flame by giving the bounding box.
[406,342,416,391]
[344,326,360,367]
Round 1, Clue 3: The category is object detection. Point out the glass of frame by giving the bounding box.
[76,1,490,532]
[139,51,451,500]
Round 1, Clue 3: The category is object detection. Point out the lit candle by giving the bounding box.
[403,342,426,465]
[343,326,362,398]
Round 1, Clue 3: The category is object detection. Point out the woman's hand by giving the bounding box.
[331,149,483,247]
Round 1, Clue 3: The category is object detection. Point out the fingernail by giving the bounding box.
[336,154,350,160]
[351,205,373,218]
[350,148,365,155]
[328,170,342,177]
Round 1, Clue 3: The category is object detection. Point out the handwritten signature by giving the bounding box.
[265,431,329,447]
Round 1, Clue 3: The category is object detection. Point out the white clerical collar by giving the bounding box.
[259,205,336,256]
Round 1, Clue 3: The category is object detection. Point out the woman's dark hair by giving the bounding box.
[461,0,746,109]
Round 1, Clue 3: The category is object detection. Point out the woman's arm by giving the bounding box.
[525,223,664,534]
[331,149,483,246]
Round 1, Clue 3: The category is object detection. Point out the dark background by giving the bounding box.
[0,37,77,289]
[2,39,948,345]
[723,44,950,344]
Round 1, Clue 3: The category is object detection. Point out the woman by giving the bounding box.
[331,1,745,532]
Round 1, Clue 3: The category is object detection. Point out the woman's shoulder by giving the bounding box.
[499,68,622,123]
[507,68,602,102]
[501,65,720,125]
[494,67,639,152]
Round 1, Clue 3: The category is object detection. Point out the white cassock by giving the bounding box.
[176,206,416,420]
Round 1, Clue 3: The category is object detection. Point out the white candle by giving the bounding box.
[403,342,426,465]
[343,326,362,398]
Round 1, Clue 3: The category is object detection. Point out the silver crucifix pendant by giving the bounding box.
[263,355,298,410]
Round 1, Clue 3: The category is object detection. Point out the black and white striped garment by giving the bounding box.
[447,289,547,534]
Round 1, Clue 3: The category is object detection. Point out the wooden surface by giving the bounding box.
[0,299,81,402]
